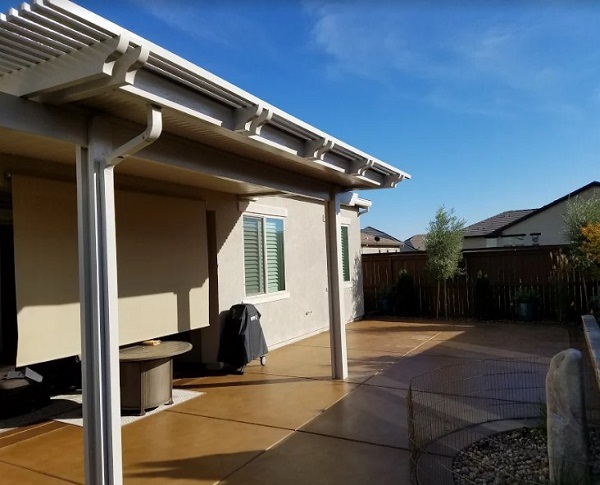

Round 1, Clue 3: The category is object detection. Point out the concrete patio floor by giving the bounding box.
[0,319,574,484]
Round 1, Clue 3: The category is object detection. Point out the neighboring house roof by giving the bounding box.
[463,181,600,239]
[463,210,535,238]
[361,226,403,249]
[404,234,426,251]
[362,226,401,242]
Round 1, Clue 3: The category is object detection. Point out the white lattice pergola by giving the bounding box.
[0,1,410,483]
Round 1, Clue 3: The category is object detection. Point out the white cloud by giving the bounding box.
[126,0,273,52]
[305,1,600,119]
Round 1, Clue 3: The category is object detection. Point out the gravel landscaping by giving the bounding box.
[453,427,600,485]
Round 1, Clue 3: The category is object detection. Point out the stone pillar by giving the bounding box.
[546,349,589,484]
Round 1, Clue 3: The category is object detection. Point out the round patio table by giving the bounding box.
[119,341,192,415]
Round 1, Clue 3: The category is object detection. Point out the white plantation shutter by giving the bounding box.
[243,215,285,296]
[341,225,350,282]
[266,218,285,292]
[243,216,264,295]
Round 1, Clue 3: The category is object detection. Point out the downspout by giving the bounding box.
[105,104,163,166]
[79,103,162,485]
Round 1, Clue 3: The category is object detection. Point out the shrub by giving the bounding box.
[474,271,494,320]
[549,250,571,322]
[394,270,417,317]
[513,287,539,304]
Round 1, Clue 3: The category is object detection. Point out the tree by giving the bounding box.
[425,206,466,319]
[564,193,600,309]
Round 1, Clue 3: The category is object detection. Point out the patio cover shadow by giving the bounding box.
[125,450,263,482]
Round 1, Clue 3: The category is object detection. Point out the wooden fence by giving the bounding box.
[362,246,600,320]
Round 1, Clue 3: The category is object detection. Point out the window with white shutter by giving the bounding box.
[243,215,285,296]
[341,225,350,282]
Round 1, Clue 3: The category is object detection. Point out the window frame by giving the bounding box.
[242,212,289,303]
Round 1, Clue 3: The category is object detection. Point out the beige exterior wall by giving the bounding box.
[341,206,364,322]
[13,175,209,366]
[505,203,568,246]
[462,237,487,250]
[199,196,365,365]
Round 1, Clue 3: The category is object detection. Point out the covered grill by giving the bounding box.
[218,304,268,373]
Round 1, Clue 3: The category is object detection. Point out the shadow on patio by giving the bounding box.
[0,318,576,484]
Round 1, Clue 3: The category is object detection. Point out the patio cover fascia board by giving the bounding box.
[0,0,411,191]
[133,128,335,201]
[0,93,335,201]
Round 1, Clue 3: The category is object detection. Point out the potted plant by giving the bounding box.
[514,287,539,321]
[474,271,495,320]
[378,285,395,315]
[394,270,417,317]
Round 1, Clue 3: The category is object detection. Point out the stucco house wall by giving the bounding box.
[200,195,363,365]
[462,237,487,250]
[342,206,364,322]
[502,202,569,246]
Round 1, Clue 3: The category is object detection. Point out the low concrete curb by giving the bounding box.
[582,314,600,390]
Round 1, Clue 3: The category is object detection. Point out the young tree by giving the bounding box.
[564,193,600,309]
[425,206,466,319]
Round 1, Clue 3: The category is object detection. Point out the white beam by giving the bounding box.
[233,104,272,136]
[325,192,348,379]
[76,118,123,485]
[303,137,334,161]
[75,106,163,484]
[0,92,87,144]
[138,132,333,201]
[120,76,410,186]
[36,43,149,104]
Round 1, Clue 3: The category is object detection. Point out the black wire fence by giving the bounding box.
[407,357,600,485]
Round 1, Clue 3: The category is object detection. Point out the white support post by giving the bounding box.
[325,192,348,379]
[76,118,123,485]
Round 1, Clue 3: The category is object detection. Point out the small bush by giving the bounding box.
[394,270,417,316]
[474,271,495,320]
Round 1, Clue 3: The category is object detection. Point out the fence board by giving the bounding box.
[362,245,599,319]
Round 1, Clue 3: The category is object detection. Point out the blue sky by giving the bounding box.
[2,0,599,240]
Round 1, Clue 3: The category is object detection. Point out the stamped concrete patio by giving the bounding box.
[0,319,574,484]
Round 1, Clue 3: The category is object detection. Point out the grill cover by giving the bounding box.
[217,304,268,368]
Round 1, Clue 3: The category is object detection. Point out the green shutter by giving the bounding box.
[266,218,285,292]
[243,216,264,295]
[341,225,350,282]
